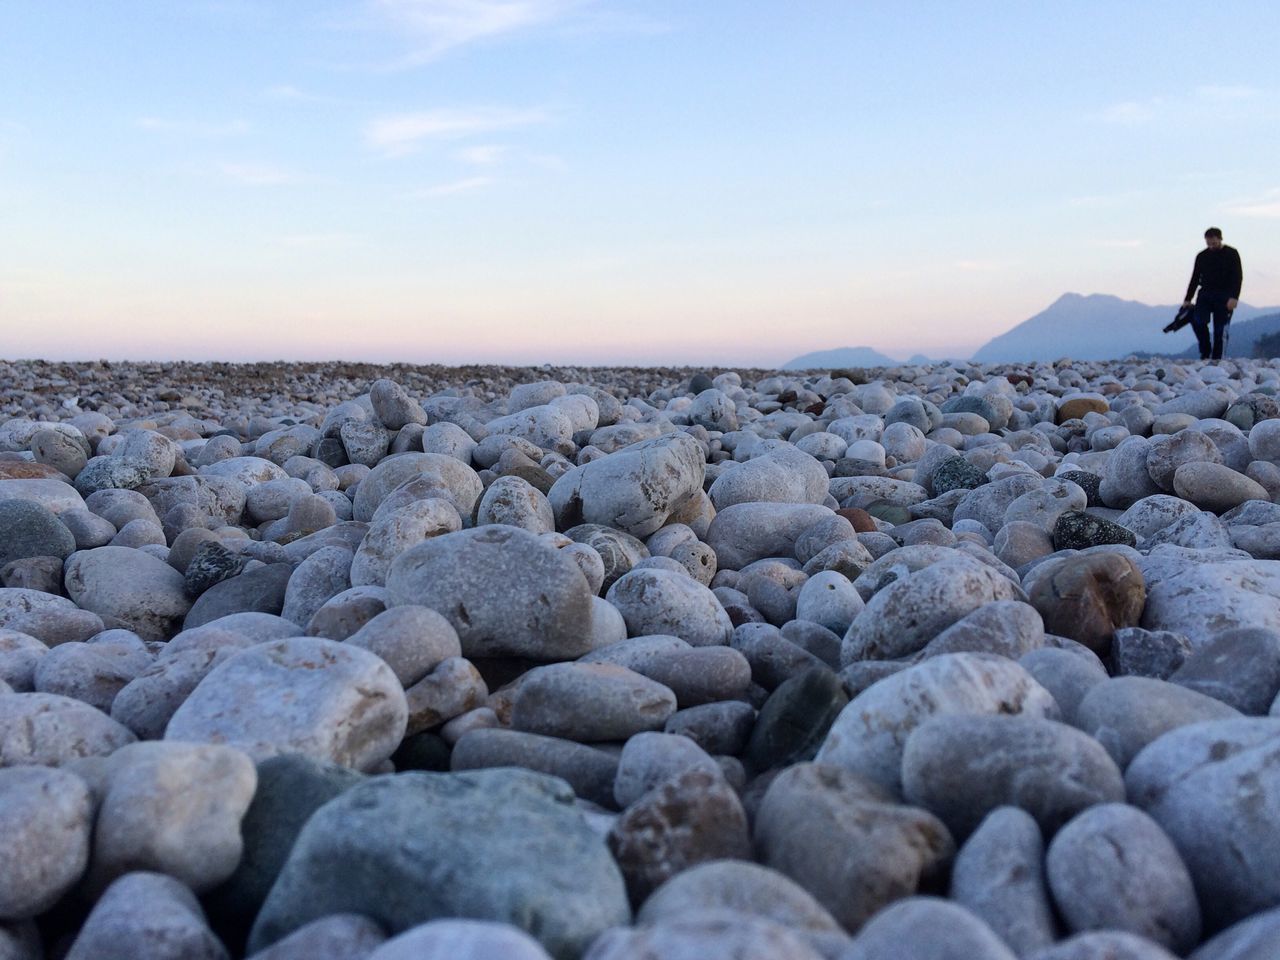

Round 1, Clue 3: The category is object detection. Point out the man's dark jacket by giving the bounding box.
[1186,245,1243,301]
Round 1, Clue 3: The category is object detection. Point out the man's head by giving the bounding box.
[1205,227,1224,250]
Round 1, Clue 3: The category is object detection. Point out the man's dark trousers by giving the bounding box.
[1192,291,1232,360]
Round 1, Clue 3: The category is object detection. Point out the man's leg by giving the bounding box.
[1191,302,1212,360]
[1212,309,1228,360]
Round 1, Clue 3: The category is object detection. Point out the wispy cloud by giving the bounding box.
[365,106,547,155]
[218,162,309,185]
[264,84,316,102]
[455,143,507,165]
[1221,188,1280,219]
[137,116,250,138]
[411,175,494,197]
[1094,85,1265,126]
[1097,99,1161,126]
[372,0,585,66]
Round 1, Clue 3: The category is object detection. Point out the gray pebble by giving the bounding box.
[950,806,1056,956]
[1046,802,1199,952]
[65,871,228,960]
[902,714,1125,837]
[511,662,676,743]
[0,765,93,919]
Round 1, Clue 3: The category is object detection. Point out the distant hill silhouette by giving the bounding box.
[782,346,899,370]
[971,293,1280,362]
[1227,311,1280,357]
[1254,322,1280,358]
[782,295,1280,369]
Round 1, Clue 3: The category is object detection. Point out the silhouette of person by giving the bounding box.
[1183,227,1242,361]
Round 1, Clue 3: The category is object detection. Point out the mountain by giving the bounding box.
[970,293,1280,362]
[782,346,899,370]
[1222,311,1280,357]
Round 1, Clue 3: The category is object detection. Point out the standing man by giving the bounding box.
[1183,227,1243,361]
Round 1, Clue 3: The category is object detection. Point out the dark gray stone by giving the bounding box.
[780,619,843,668]
[731,622,828,690]
[1111,627,1194,680]
[74,457,153,495]
[1170,627,1280,715]
[184,563,293,630]
[1053,511,1137,550]
[183,540,249,599]
[391,731,452,772]
[745,666,848,773]
[205,754,364,953]
[0,499,76,567]
[931,458,988,495]
[247,769,630,960]
[450,728,619,808]
[837,660,909,699]
[663,701,757,757]
[311,437,347,468]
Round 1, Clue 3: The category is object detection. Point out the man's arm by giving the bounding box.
[1184,250,1203,304]
[1228,248,1242,305]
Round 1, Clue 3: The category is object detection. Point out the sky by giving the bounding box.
[1,1,1278,367]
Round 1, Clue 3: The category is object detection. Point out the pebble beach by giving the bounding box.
[3,355,1280,960]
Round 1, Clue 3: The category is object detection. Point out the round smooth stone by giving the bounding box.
[0,766,93,919]
[1046,803,1200,952]
[510,662,677,743]
[1173,462,1270,513]
[901,714,1125,838]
